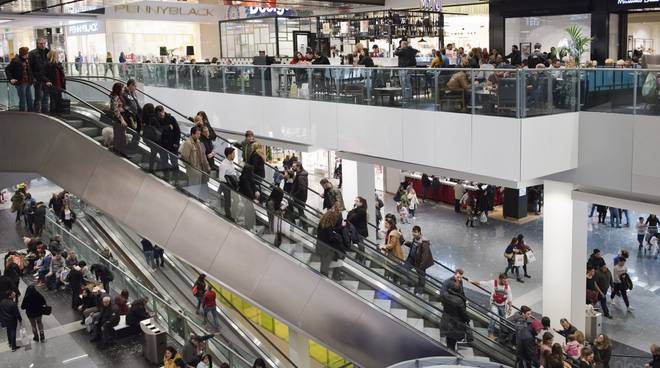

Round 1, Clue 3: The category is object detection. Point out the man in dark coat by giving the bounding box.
[440,273,469,351]
[405,226,434,293]
[512,305,539,368]
[0,290,22,351]
[291,162,309,218]
[28,37,50,113]
[156,105,181,180]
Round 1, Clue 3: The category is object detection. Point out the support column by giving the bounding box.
[384,166,402,194]
[542,180,588,331]
[342,159,375,239]
[288,329,311,368]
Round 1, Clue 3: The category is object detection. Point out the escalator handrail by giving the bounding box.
[42,212,254,367]
[67,75,327,199]
[50,77,520,334]
[65,76,328,221]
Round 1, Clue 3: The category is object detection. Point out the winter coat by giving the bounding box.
[5,55,33,84]
[440,291,469,340]
[248,151,266,179]
[291,169,309,202]
[347,206,368,238]
[180,137,210,173]
[406,238,434,272]
[159,113,181,153]
[20,289,46,319]
[28,48,49,83]
[383,229,404,261]
[323,187,345,211]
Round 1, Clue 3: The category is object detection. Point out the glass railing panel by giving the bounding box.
[472,68,517,117]
[308,66,336,102]
[581,68,637,114]
[208,65,224,92]
[176,64,193,90]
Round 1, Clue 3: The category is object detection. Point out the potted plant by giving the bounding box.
[565,25,594,66]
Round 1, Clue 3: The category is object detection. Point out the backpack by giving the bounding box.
[192,284,199,296]
[492,280,508,304]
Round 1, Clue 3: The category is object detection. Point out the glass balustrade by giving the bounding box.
[32,62,658,117]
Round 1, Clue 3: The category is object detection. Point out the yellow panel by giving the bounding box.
[273,319,289,341]
[308,340,328,365]
[260,313,275,333]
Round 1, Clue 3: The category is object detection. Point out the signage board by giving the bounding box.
[104,1,221,22]
[67,21,105,36]
[245,6,294,17]
[610,0,660,11]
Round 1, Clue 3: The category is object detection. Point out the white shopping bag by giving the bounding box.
[20,327,31,350]
[514,254,525,267]
[525,250,536,263]
[480,212,488,223]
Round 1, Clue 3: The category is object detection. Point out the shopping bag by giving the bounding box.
[480,212,488,224]
[525,250,536,263]
[20,327,30,350]
[514,254,525,267]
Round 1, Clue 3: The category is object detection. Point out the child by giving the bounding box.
[563,334,582,359]
[636,217,647,250]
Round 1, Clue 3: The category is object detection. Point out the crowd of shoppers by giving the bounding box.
[4,38,67,113]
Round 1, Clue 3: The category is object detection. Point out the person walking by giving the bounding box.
[291,162,309,218]
[157,105,181,180]
[504,237,524,283]
[321,178,345,212]
[110,82,131,156]
[45,50,65,114]
[610,257,633,312]
[20,285,47,342]
[218,147,238,221]
[404,225,434,294]
[202,285,220,330]
[454,182,465,213]
[0,290,22,351]
[29,37,50,113]
[636,217,648,250]
[515,234,532,279]
[470,273,513,340]
[5,47,34,111]
[347,196,368,263]
[316,210,344,277]
[440,270,469,351]
[141,238,156,269]
[407,187,420,220]
[193,274,207,314]
[593,264,613,319]
[646,214,659,245]
[379,218,404,261]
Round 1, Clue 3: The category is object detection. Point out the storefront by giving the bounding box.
[63,1,221,63]
[442,3,489,50]
[611,0,660,65]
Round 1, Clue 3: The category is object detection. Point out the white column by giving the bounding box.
[384,166,402,194]
[542,180,588,331]
[287,329,311,368]
[342,159,375,239]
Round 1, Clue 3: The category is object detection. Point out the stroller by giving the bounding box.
[646,235,659,259]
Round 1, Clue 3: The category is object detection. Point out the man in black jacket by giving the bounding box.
[126,297,151,335]
[513,305,539,368]
[156,105,181,181]
[527,43,547,69]
[90,296,119,347]
[394,40,419,104]
[28,38,50,113]
[505,45,522,66]
[291,162,309,218]
[0,290,22,351]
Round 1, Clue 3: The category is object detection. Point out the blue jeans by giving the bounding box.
[143,250,155,268]
[610,209,620,227]
[33,82,49,113]
[204,306,220,329]
[489,304,507,337]
[15,83,33,112]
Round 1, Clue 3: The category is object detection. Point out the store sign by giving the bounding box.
[611,0,660,10]
[420,0,442,12]
[67,21,105,36]
[105,1,221,22]
[246,6,293,17]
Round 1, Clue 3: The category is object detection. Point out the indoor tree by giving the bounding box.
[565,25,594,66]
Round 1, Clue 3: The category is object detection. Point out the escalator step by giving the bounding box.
[340,280,359,291]
[390,308,408,321]
[373,299,391,312]
[66,119,84,128]
[356,289,375,302]
[78,127,99,137]
[407,317,425,331]
[423,327,441,340]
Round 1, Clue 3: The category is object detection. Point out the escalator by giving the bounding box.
[0,80,515,367]
[67,204,298,368]
[40,212,258,368]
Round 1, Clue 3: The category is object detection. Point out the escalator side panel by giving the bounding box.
[81,152,147,219]
[165,199,232,270]
[208,226,280,297]
[39,126,104,195]
[0,112,448,368]
[252,254,323,322]
[123,176,190,247]
[0,114,62,172]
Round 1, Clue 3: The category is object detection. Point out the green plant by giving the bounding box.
[565,25,594,66]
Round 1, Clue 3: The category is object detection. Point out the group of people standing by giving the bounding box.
[5,38,66,113]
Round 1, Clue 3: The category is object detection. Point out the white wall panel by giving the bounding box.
[337,105,404,159]
[401,109,436,166]
[573,112,633,192]
[309,101,339,149]
[520,112,579,180]
[471,115,521,181]
[260,97,311,144]
[434,112,472,171]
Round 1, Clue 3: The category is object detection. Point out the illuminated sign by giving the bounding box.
[420,0,442,12]
[104,2,221,22]
[246,6,293,17]
[611,0,660,10]
[67,21,104,35]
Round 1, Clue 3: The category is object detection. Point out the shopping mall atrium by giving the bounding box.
[0,0,659,367]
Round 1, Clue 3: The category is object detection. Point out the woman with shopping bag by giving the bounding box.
[515,234,533,279]
[503,237,524,283]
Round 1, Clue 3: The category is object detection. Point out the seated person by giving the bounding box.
[126,297,151,334]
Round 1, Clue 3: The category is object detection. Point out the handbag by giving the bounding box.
[525,250,536,263]
[479,212,488,223]
[514,254,525,267]
[42,305,52,315]
[586,289,599,303]
[20,327,30,350]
